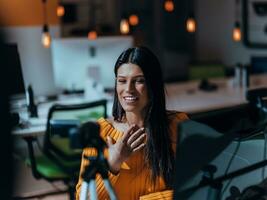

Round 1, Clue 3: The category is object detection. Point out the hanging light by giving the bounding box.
[120,19,130,34]
[164,0,174,12]
[41,0,51,48]
[42,24,51,48]
[186,16,196,33]
[233,0,242,42]
[57,5,65,17]
[88,30,97,40]
[233,22,242,41]
[129,14,139,26]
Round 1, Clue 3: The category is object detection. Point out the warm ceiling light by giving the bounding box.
[129,14,139,26]
[42,25,51,48]
[120,19,130,34]
[88,30,97,40]
[57,5,65,17]
[186,17,196,33]
[164,0,174,12]
[233,22,242,42]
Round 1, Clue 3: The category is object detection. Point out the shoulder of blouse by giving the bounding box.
[97,117,123,141]
[168,111,189,144]
[167,110,189,122]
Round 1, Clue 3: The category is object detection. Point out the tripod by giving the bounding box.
[80,149,117,200]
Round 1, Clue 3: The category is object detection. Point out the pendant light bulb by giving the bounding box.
[88,30,98,40]
[233,22,242,42]
[129,14,139,26]
[120,19,130,34]
[57,5,65,17]
[164,0,174,12]
[186,17,196,33]
[42,25,51,48]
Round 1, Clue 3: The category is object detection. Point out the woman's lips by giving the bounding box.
[123,96,138,103]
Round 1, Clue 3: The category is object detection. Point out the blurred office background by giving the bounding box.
[1,0,267,96]
[1,0,267,199]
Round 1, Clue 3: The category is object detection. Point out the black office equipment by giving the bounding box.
[189,101,266,139]
[198,78,218,92]
[77,121,117,200]
[26,85,38,118]
[174,120,235,199]
[4,43,25,97]
[251,57,267,74]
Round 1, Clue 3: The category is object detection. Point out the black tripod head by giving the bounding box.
[78,121,106,151]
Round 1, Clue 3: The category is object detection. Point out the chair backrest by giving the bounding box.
[189,64,225,80]
[43,99,107,173]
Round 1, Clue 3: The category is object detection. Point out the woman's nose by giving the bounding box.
[125,81,134,92]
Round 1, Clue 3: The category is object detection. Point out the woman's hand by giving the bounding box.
[107,124,146,174]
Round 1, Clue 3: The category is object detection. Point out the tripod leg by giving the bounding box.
[80,181,89,200]
[103,179,117,200]
[89,180,98,200]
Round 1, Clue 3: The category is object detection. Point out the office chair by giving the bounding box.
[189,64,225,80]
[25,99,107,200]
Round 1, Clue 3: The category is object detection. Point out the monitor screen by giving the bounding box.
[51,36,133,92]
[174,120,234,199]
[4,43,25,98]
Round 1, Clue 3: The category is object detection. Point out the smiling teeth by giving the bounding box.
[124,96,137,101]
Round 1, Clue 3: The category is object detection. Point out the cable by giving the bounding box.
[261,125,267,180]
[220,139,241,199]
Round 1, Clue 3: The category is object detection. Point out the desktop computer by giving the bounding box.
[51,36,133,93]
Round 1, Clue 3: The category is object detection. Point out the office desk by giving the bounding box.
[12,74,267,137]
[165,74,267,113]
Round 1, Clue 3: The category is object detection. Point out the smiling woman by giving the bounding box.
[116,63,148,117]
[76,46,189,200]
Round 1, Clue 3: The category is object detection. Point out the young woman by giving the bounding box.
[76,46,188,200]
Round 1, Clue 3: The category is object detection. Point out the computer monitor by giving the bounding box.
[189,102,266,136]
[51,36,133,92]
[174,120,234,199]
[4,43,25,98]
[251,56,267,74]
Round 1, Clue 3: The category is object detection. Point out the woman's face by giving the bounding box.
[116,63,149,115]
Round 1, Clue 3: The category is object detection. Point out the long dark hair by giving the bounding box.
[112,46,174,187]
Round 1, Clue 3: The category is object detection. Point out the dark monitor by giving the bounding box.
[251,56,267,74]
[173,120,234,199]
[4,44,25,98]
[174,102,267,199]
[189,103,264,137]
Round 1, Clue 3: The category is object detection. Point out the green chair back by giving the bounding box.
[189,64,225,80]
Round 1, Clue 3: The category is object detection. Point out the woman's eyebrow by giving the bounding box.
[117,75,144,78]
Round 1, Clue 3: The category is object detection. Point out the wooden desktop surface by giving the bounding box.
[165,74,267,113]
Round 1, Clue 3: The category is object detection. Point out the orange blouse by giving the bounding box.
[75,112,188,200]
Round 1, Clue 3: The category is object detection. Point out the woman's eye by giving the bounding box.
[136,79,145,83]
[117,79,126,83]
